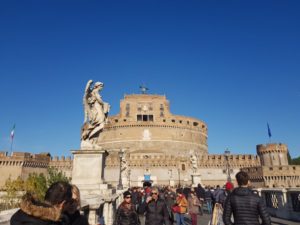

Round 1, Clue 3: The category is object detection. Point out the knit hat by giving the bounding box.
[225,182,234,191]
[123,191,131,198]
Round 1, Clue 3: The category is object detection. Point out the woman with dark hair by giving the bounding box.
[63,185,89,225]
[113,191,140,225]
[11,181,73,225]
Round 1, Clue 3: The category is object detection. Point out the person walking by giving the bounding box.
[114,191,140,225]
[139,187,171,225]
[223,171,271,225]
[175,190,188,225]
[187,192,200,225]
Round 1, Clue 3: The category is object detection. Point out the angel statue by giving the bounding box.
[81,80,110,149]
[190,150,198,174]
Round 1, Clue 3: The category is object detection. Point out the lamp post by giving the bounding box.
[177,167,181,187]
[224,149,232,182]
[117,149,124,190]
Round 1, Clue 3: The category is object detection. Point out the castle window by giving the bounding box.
[179,120,182,123]
[115,119,118,123]
[160,104,164,111]
[193,122,198,126]
[126,103,130,110]
[126,112,130,117]
[163,119,166,122]
[182,164,186,171]
[279,167,282,170]
[187,121,190,125]
[143,115,148,121]
[137,115,142,121]
[171,119,175,123]
[160,112,164,117]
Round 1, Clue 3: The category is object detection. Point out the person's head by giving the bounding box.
[123,191,132,204]
[44,182,72,210]
[177,189,183,197]
[236,171,250,186]
[94,82,103,90]
[151,187,159,200]
[65,185,81,214]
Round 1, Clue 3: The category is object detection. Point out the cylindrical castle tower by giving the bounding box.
[256,143,289,166]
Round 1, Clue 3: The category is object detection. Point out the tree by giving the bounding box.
[47,167,71,187]
[291,156,300,165]
[24,173,47,201]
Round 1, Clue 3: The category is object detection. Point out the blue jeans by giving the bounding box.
[206,199,212,214]
[176,213,185,225]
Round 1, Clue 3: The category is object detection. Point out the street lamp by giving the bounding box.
[224,149,232,182]
[117,149,124,190]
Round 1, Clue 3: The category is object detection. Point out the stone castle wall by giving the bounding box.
[0,152,72,188]
[242,165,300,188]
[97,94,208,156]
[257,143,289,166]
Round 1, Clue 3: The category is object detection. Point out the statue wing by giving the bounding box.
[83,80,93,123]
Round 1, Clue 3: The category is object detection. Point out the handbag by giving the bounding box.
[171,204,180,213]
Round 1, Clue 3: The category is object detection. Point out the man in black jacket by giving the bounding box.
[223,171,271,225]
[139,187,171,225]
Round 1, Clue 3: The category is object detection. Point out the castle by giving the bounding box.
[1,93,299,188]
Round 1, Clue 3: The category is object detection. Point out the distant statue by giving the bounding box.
[81,80,110,149]
[190,150,198,173]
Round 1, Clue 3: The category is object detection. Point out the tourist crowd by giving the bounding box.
[10,171,271,225]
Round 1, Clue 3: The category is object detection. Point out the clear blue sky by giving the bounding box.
[1,1,299,158]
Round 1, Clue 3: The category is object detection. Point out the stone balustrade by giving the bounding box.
[82,190,124,225]
[256,188,300,221]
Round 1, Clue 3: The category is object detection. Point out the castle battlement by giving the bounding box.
[257,143,288,154]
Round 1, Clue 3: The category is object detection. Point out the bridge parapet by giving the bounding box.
[256,188,300,221]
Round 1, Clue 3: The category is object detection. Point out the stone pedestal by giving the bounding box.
[71,149,108,196]
[169,180,175,187]
[191,174,202,187]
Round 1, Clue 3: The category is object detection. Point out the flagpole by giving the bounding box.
[10,138,14,154]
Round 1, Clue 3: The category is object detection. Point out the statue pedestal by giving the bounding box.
[191,174,202,187]
[71,149,108,196]
[169,180,175,187]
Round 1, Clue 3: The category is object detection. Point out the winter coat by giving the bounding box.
[164,191,176,209]
[113,202,140,225]
[187,196,200,214]
[175,195,188,214]
[139,198,171,225]
[223,187,271,225]
[62,211,88,225]
[10,193,63,225]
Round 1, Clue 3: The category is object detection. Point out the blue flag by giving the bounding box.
[267,123,272,138]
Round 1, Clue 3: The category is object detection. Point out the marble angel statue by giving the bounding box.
[81,80,110,149]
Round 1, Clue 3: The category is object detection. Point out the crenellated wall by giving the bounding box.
[242,165,300,188]
[0,152,72,189]
[257,143,289,166]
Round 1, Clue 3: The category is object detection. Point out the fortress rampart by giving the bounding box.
[0,152,72,188]
[257,143,289,166]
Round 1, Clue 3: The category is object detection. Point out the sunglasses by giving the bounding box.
[151,192,158,195]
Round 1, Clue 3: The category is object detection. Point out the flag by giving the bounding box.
[10,124,16,140]
[267,123,272,138]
